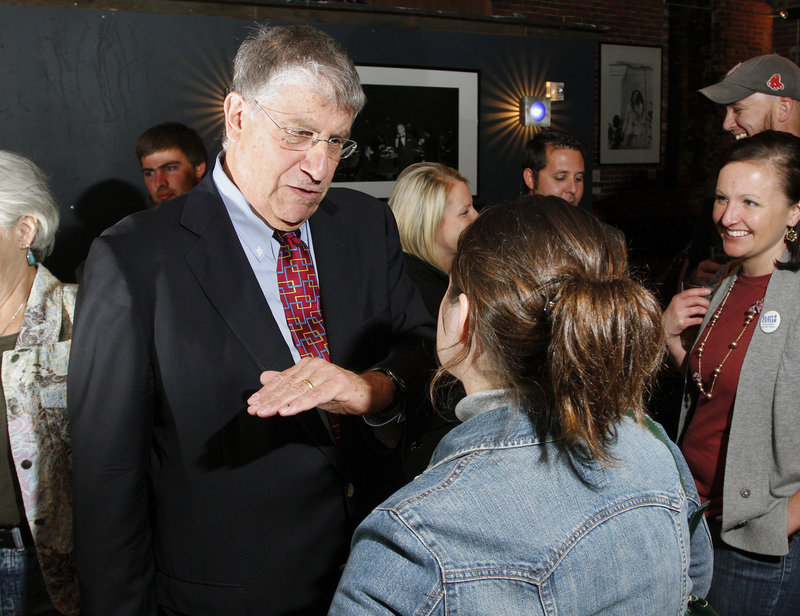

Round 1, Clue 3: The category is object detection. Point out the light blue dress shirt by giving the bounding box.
[212,154,317,365]
[211,155,401,433]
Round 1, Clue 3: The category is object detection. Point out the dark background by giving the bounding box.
[0,3,595,279]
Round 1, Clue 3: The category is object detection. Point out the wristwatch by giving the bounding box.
[370,367,407,413]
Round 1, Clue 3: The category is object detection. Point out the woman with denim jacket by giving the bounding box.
[0,151,79,614]
[331,196,712,615]
[664,130,800,615]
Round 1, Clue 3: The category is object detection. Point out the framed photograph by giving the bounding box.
[600,44,662,164]
[332,65,479,198]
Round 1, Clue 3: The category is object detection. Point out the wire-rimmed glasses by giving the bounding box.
[254,101,358,160]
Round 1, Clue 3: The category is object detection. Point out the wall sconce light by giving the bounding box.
[546,81,565,101]
[520,96,551,127]
[779,7,800,19]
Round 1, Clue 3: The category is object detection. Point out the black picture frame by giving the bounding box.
[600,44,662,164]
[332,65,479,197]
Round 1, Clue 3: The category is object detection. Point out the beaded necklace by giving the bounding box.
[692,277,764,400]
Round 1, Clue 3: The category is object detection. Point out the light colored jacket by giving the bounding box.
[3,265,79,614]
[332,389,712,616]
[678,261,800,556]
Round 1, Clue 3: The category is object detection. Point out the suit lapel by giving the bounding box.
[310,198,361,365]
[181,179,342,467]
[181,183,293,373]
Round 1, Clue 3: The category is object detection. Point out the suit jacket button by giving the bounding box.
[740,487,751,498]
[346,483,355,498]
[20,460,32,469]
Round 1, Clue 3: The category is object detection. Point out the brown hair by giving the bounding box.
[521,128,586,181]
[720,129,800,271]
[135,122,208,169]
[437,195,665,463]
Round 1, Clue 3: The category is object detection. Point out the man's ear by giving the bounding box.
[194,161,207,180]
[775,96,794,124]
[523,168,536,193]
[223,91,246,146]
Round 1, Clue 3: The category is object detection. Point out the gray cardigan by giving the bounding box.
[678,260,800,556]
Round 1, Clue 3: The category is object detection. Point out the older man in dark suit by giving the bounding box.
[68,24,433,615]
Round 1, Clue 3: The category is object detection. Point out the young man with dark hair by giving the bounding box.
[521,128,586,205]
[135,122,208,205]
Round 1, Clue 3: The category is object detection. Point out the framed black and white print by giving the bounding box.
[332,65,479,198]
[600,44,662,164]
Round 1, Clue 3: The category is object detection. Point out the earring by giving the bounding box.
[21,245,35,265]
[786,227,798,244]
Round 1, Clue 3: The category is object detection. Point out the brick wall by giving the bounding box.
[773,14,800,60]
[349,0,782,281]
[486,1,778,286]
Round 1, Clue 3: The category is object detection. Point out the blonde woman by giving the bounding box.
[389,163,478,476]
[389,162,477,317]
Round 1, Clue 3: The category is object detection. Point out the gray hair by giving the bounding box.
[228,24,365,144]
[0,151,60,260]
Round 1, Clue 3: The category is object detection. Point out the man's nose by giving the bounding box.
[300,142,332,182]
[722,108,738,133]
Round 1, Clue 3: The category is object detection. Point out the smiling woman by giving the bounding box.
[663,130,800,615]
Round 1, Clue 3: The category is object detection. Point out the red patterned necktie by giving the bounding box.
[274,230,340,444]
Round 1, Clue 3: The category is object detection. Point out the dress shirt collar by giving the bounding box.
[212,153,311,263]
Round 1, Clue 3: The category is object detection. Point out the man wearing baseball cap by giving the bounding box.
[699,54,800,139]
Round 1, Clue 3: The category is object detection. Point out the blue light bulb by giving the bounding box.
[530,101,547,122]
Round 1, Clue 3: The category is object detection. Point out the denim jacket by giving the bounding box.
[331,390,712,616]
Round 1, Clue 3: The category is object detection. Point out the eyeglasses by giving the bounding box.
[253,101,358,160]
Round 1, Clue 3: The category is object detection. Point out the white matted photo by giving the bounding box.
[600,44,662,165]
[332,65,479,198]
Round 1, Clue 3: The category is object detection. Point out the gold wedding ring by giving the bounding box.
[300,379,314,390]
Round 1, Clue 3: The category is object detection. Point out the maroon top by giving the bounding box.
[682,272,770,517]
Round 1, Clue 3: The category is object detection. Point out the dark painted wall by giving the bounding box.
[0,5,595,279]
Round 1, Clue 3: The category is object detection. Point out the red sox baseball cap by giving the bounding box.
[699,54,800,104]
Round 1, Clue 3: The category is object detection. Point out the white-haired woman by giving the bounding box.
[0,151,78,614]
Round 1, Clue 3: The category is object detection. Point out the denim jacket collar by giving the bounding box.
[430,388,557,470]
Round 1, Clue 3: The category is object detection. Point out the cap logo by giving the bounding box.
[768,73,785,91]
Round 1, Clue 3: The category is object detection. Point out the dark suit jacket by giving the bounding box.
[68,175,433,615]
[400,253,460,480]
